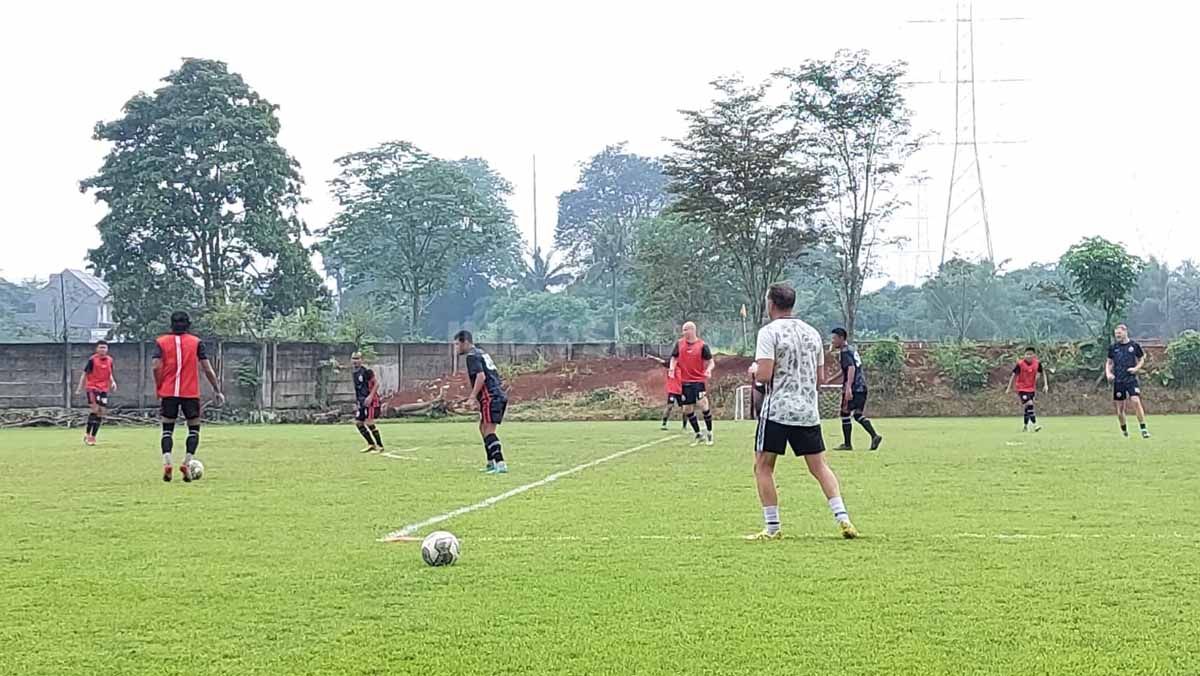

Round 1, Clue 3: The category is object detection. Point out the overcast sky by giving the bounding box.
[1,0,1196,287]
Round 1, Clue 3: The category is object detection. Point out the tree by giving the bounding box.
[555,144,670,341]
[320,142,521,336]
[922,258,1000,342]
[1055,237,1143,342]
[521,247,573,292]
[631,216,738,329]
[82,58,320,336]
[665,76,824,324]
[481,290,596,343]
[777,50,922,338]
[259,241,330,320]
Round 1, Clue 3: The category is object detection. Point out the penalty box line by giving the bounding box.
[380,435,678,542]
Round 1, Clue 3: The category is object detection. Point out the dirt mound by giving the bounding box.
[384,355,756,408]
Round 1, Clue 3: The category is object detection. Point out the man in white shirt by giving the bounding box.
[747,284,858,541]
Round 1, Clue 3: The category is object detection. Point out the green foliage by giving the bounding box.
[521,248,573,292]
[665,77,823,324]
[777,49,921,337]
[320,142,521,336]
[234,359,262,403]
[631,216,739,330]
[1051,237,1143,342]
[923,258,1000,342]
[932,341,990,393]
[862,338,905,393]
[1166,330,1200,387]
[81,58,319,337]
[497,356,550,382]
[481,290,596,343]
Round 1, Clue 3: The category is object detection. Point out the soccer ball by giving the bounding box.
[420,531,460,567]
[186,459,205,481]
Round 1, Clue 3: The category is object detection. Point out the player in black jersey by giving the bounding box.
[1105,324,1150,439]
[831,328,882,451]
[454,330,509,474]
[351,352,384,452]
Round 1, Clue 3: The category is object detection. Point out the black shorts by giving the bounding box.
[356,401,380,422]
[1114,381,1142,401]
[680,382,707,406]
[842,389,868,414]
[1018,391,1036,405]
[756,419,826,456]
[160,397,201,420]
[667,393,684,406]
[481,395,507,425]
[87,390,110,407]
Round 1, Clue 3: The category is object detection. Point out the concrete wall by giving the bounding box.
[0,340,639,410]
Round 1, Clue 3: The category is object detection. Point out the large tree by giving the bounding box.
[665,77,824,324]
[922,258,1001,342]
[632,216,738,329]
[82,58,322,337]
[555,144,670,341]
[777,50,922,338]
[1053,236,1143,342]
[320,141,520,335]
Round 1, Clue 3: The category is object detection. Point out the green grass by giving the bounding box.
[2,416,1199,675]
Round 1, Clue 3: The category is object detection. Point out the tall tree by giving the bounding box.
[665,77,824,324]
[777,50,922,338]
[320,141,520,335]
[521,247,573,292]
[632,216,738,328]
[555,144,670,341]
[922,258,1000,342]
[82,58,321,336]
[1053,236,1143,342]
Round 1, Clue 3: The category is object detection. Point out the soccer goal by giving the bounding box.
[734,384,844,421]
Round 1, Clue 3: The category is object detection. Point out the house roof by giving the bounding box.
[64,269,109,298]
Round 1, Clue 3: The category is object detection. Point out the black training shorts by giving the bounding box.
[1018,391,1036,405]
[1113,381,1141,401]
[161,397,201,420]
[356,401,380,422]
[756,419,826,456]
[680,382,706,406]
[87,389,110,407]
[842,389,868,415]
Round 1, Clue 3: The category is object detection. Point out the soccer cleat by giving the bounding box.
[1141,429,1151,439]
[162,465,172,483]
[481,463,496,473]
[744,529,783,541]
[839,521,859,539]
[1033,425,1043,433]
[180,463,192,483]
[1122,430,1130,438]
[870,435,883,451]
[689,434,704,447]
[1022,425,1028,432]
[359,445,376,453]
[84,435,96,446]
[705,432,714,446]
[833,444,853,451]
[494,464,509,474]
[660,423,669,431]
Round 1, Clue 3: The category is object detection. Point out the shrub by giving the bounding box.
[932,341,990,393]
[863,338,905,393]
[1166,330,1200,387]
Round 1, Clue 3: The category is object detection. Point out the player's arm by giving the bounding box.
[76,358,92,395]
[109,361,117,392]
[1131,345,1146,374]
[702,344,714,379]
[753,329,774,386]
[367,371,380,403]
[1040,363,1049,393]
[1005,365,1017,394]
[197,341,226,405]
[668,343,679,379]
[1105,357,1115,382]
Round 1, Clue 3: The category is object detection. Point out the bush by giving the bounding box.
[863,338,905,393]
[932,341,990,393]
[1166,330,1200,386]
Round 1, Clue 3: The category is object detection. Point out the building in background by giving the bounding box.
[19,269,114,341]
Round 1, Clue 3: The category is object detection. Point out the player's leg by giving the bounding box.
[1019,393,1031,430]
[1025,392,1041,432]
[366,406,384,450]
[85,394,100,444]
[698,388,714,444]
[179,399,202,482]
[94,399,107,441]
[481,411,506,474]
[746,419,783,540]
[661,399,675,430]
[1114,394,1129,436]
[160,398,179,482]
[1130,394,1150,438]
[852,392,882,450]
[802,452,858,539]
[836,404,854,450]
[355,405,376,451]
[683,397,701,441]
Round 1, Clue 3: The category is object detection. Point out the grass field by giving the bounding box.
[2,416,1199,675]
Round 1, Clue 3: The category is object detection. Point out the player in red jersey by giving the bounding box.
[1005,346,1050,432]
[650,355,688,431]
[75,340,116,446]
[152,311,225,483]
[669,321,715,446]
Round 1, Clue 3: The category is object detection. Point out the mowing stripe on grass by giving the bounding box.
[381,435,677,542]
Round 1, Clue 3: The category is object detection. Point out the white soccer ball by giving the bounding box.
[186,459,205,481]
[421,531,460,567]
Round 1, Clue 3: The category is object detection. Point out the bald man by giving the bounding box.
[669,321,716,446]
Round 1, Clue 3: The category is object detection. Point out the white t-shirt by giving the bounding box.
[754,316,824,427]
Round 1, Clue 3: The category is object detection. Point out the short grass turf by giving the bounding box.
[1,416,1199,676]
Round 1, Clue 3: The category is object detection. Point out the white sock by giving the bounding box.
[184,452,194,464]
[763,505,780,534]
[828,497,849,524]
[163,453,173,467]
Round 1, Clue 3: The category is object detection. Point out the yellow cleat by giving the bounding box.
[744,529,783,541]
[359,446,377,454]
[839,521,859,539]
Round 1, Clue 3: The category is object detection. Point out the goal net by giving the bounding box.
[735,384,845,422]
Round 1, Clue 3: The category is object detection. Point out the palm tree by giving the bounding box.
[522,247,573,292]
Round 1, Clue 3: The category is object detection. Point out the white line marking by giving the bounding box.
[380,436,677,542]
[398,532,1198,544]
[380,453,427,462]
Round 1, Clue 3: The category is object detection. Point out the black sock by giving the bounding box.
[1023,410,1030,425]
[93,416,103,437]
[86,414,98,436]
[161,422,175,454]
[357,425,375,445]
[662,407,672,426]
[681,415,688,429]
[702,411,713,432]
[687,414,700,434]
[841,416,853,445]
[185,425,200,456]
[856,415,878,438]
[1139,422,1147,430]
[484,433,503,463]
[1029,409,1037,424]
[1120,423,1128,432]
[369,425,383,448]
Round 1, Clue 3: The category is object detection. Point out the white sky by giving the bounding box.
[1,0,1197,287]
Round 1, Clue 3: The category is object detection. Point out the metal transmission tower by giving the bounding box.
[942,0,994,265]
